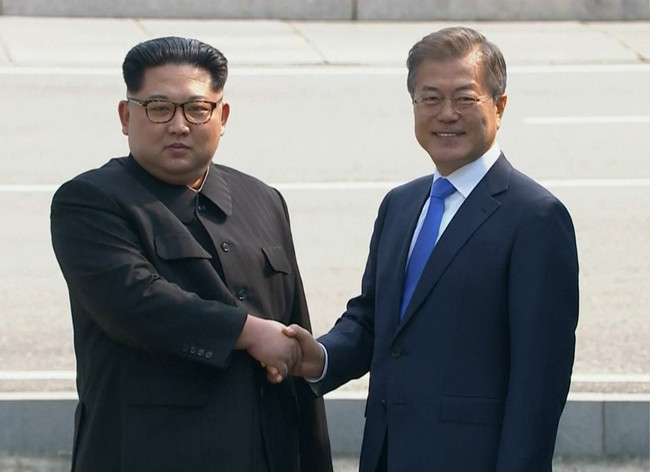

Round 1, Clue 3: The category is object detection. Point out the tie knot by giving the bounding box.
[431,178,456,200]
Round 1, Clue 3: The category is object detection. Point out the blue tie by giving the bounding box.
[399,178,456,320]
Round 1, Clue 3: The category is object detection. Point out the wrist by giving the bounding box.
[234,314,256,350]
[305,343,327,380]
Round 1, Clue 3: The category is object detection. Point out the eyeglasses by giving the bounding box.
[413,95,494,116]
[127,97,223,125]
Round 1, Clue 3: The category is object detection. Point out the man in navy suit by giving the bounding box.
[281,26,579,472]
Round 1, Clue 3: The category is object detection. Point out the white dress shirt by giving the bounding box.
[406,142,501,263]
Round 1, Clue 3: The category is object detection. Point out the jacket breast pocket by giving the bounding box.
[439,395,504,425]
[262,246,291,274]
[154,233,212,261]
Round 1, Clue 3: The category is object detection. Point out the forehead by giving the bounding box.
[140,63,216,96]
[414,54,486,93]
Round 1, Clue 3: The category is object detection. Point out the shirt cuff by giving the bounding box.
[305,342,328,383]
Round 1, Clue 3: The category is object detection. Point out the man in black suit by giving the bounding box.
[282,26,579,472]
[50,36,332,472]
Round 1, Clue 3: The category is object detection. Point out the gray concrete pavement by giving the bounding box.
[0,18,649,68]
[0,16,649,461]
[1,0,649,21]
[0,454,649,472]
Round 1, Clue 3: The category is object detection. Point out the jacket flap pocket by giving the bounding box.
[262,246,291,274]
[440,395,504,425]
[155,233,212,261]
[124,375,209,407]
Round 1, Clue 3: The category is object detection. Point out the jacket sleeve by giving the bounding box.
[50,178,248,369]
[496,196,579,471]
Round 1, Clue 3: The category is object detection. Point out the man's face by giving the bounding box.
[118,63,229,187]
[412,53,507,176]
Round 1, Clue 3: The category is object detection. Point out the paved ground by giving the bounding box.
[0,454,648,472]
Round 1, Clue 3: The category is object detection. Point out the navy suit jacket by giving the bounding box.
[315,154,579,472]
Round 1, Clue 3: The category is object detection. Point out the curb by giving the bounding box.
[1,394,648,457]
[1,0,649,21]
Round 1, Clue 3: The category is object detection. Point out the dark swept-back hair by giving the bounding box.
[406,26,507,98]
[122,36,228,93]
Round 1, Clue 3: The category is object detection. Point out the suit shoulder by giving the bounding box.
[214,164,280,196]
[508,167,561,203]
[60,157,128,187]
[53,157,128,197]
[387,174,432,199]
[501,168,575,229]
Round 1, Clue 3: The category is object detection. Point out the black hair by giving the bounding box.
[122,36,228,93]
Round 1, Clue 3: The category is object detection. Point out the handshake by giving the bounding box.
[235,316,326,384]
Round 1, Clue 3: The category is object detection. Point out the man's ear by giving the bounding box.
[495,94,507,129]
[118,100,130,136]
[220,101,230,128]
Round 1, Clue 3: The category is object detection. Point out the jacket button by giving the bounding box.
[221,241,231,252]
[190,345,197,354]
[197,203,206,212]
[391,346,401,358]
[236,289,247,301]
[205,351,213,359]
[197,349,205,357]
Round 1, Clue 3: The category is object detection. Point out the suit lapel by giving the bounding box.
[381,178,432,330]
[397,155,512,330]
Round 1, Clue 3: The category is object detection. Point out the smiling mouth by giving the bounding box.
[435,132,463,138]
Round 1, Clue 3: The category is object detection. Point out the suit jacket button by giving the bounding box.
[197,203,206,212]
[190,345,197,354]
[391,346,401,358]
[205,351,213,359]
[221,241,231,252]
[197,349,205,357]
[236,289,247,301]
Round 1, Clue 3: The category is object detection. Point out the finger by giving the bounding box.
[267,370,283,384]
[279,362,289,379]
[264,364,283,383]
[285,323,311,341]
[282,325,297,337]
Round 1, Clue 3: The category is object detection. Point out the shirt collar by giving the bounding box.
[433,142,501,198]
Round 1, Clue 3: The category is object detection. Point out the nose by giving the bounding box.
[436,99,460,121]
[167,105,190,133]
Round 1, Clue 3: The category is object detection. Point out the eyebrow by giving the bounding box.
[420,84,478,94]
[145,94,209,101]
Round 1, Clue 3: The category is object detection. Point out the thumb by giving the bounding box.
[282,323,303,338]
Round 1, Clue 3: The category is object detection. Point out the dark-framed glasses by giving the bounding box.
[127,97,223,124]
[413,95,493,116]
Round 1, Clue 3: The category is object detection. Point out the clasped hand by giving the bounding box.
[267,323,325,383]
[240,316,323,384]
